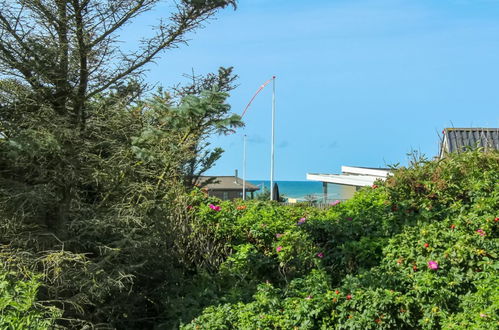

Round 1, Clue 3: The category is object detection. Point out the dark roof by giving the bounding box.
[197,176,260,191]
[441,128,499,157]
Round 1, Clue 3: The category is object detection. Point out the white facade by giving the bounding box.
[306,166,392,201]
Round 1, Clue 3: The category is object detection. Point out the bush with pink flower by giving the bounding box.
[183,150,498,329]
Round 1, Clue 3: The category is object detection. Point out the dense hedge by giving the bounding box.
[1,150,497,328]
[182,150,498,329]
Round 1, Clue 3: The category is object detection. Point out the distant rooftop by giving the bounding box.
[197,176,260,191]
[440,127,499,158]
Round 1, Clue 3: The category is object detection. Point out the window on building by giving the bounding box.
[223,192,229,200]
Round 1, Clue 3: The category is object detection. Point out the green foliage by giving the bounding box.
[0,1,240,328]
[1,10,498,328]
[254,186,271,201]
[440,273,499,329]
[253,186,286,202]
[155,81,244,187]
[183,150,499,329]
[0,76,242,328]
[0,81,242,327]
[0,264,60,329]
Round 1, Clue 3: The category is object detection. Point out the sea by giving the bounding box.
[248,180,346,201]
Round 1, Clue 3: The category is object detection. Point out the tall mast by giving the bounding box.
[270,76,276,200]
[243,134,247,200]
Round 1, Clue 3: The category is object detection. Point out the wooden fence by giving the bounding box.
[279,200,348,209]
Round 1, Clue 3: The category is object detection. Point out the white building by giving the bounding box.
[307,166,391,202]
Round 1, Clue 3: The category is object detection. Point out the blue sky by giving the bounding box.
[129,0,499,180]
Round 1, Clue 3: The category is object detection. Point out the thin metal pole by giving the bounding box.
[270,76,276,201]
[243,134,246,200]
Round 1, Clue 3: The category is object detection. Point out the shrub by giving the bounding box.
[182,150,499,329]
[0,265,60,329]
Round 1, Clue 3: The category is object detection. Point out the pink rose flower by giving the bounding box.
[330,200,341,206]
[476,229,486,236]
[427,260,439,270]
[276,246,283,253]
[209,204,221,211]
[297,217,306,225]
[316,252,324,258]
[276,233,283,239]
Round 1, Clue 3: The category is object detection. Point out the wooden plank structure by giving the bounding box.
[440,128,499,158]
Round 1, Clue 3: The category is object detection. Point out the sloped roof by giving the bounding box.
[441,128,499,157]
[197,176,260,191]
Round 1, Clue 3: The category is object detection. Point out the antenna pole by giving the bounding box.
[243,134,247,200]
[270,76,276,201]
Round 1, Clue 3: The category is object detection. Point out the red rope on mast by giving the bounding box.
[241,76,275,118]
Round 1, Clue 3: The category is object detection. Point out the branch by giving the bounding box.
[0,42,40,90]
[28,0,61,29]
[0,12,40,62]
[87,0,155,48]
[87,6,208,98]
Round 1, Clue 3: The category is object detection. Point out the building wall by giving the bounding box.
[342,185,358,199]
[208,190,244,200]
[323,183,359,201]
[333,183,360,199]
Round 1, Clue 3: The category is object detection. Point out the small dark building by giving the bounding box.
[440,128,499,158]
[197,171,260,200]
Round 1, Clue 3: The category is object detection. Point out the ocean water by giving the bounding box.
[249,180,345,201]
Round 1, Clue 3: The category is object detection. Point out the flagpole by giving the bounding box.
[243,134,247,200]
[239,76,276,201]
[270,76,276,201]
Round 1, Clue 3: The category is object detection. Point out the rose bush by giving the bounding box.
[181,150,498,329]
